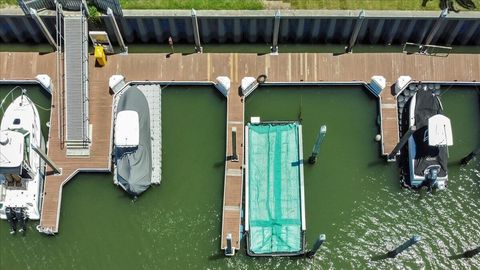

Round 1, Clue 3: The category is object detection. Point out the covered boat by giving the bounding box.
[113,86,152,196]
[407,88,453,190]
[0,92,45,234]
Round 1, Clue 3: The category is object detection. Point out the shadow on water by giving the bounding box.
[370,253,390,261]
[449,247,480,260]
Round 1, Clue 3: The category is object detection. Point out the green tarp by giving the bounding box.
[247,123,303,254]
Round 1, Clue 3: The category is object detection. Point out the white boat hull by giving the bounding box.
[0,95,45,220]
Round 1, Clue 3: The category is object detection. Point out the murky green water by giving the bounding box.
[0,84,478,269]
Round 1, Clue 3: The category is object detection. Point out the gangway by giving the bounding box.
[64,12,90,155]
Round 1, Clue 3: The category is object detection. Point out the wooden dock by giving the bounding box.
[1,52,479,238]
[220,81,244,252]
[380,87,400,159]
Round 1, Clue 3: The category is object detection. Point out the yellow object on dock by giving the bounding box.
[94,45,106,66]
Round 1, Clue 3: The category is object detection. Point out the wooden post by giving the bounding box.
[388,235,421,258]
[309,125,327,164]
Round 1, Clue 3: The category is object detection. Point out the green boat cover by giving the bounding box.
[247,123,303,254]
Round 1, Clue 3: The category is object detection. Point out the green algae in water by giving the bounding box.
[0,84,478,269]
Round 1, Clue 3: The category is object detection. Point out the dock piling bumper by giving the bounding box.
[109,75,126,94]
[241,77,259,97]
[215,76,231,97]
[306,234,326,258]
[35,75,52,94]
[388,235,421,258]
[395,76,412,96]
[368,75,386,97]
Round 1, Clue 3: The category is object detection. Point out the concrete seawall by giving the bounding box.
[0,9,479,46]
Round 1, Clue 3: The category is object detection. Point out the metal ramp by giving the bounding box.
[64,14,90,155]
[137,84,162,184]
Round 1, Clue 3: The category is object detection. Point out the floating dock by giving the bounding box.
[220,80,244,253]
[380,87,400,160]
[1,52,479,235]
[112,83,162,187]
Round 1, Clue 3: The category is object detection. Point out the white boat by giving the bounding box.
[0,91,45,234]
[407,87,453,190]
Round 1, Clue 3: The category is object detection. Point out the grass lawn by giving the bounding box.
[0,0,16,8]
[119,0,263,10]
[284,0,480,11]
[1,0,478,10]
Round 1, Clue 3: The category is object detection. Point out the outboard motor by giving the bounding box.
[5,207,17,234]
[15,208,27,234]
[426,168,439,192]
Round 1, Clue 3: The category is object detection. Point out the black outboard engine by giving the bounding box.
[426,168,439,192]
[5,207,17,234]
[15,208,27,234]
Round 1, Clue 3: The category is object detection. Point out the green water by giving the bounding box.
[1,84,479,269]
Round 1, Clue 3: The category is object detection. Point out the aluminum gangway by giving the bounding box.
[64,13,90,155]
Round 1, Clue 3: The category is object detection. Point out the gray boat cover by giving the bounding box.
[115,86,152,195]
[412,89,447,177]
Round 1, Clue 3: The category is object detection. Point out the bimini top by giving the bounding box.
[0,130,24,169]
[115,110,139,147]
[245,122,305,256]
[428,114,453,146]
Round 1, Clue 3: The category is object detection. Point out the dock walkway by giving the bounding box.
[380,87,400,159]
[221,81,244,252]
[136,84,162,184]
[1,52,479,237]
[64,15,90,153]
